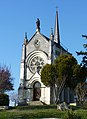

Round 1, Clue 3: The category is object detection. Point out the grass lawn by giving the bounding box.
[0,105,87,119]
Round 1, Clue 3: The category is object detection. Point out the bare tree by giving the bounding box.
[0,66,14,93]
[9,92,18,106]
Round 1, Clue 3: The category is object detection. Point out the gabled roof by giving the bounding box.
[27,32,50,44]
[41,34,50,41]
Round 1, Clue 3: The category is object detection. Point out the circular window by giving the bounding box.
[28,56,44,74]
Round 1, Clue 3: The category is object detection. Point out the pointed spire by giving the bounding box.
[54,7,60,45]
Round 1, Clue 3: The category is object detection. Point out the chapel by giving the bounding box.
[18,10,74,105]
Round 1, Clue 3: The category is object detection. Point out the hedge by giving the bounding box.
[0,93,9,106]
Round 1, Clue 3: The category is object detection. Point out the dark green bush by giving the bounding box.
[0,93,9,106]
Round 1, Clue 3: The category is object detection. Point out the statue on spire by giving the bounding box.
[36,18,40,32]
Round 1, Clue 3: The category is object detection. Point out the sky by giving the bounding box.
[0,0,87,93]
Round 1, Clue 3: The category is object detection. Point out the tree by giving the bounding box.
[41,64,56,104]
[41,54,86,104]
[75,82,87,105]
[0,66,14,93]
[66,64,86,89]
[76,35,87,105]
[55,54,87,103]
[41,64,56,86]
[55,54,79,103]
[76,35,87,68]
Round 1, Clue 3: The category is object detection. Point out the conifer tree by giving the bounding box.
[41,54,86,104]
[76,35,87,68]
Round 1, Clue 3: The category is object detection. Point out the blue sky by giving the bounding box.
[0,0,87,92]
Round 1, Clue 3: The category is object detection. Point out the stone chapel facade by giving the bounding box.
[18,10,74,105]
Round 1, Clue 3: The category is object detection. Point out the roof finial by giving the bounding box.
[50,28,54,40]
[25,32,27,39]
[24,32,28,45]
[51,28,53,36]
[36,18,40,32]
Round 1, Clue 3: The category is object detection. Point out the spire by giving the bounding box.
[54,7,60,45]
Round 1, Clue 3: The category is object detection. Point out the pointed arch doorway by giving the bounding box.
[33,81,41,101]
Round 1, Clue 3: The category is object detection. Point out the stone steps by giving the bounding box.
[28,101,44,105]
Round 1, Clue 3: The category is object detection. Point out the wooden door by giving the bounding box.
[33,82,41,101]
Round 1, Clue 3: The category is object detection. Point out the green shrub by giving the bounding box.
[64,111,81,119]
[0,93,9,106]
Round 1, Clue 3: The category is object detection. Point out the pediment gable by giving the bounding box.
[28,32,50,43]
[26,32,50,56]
